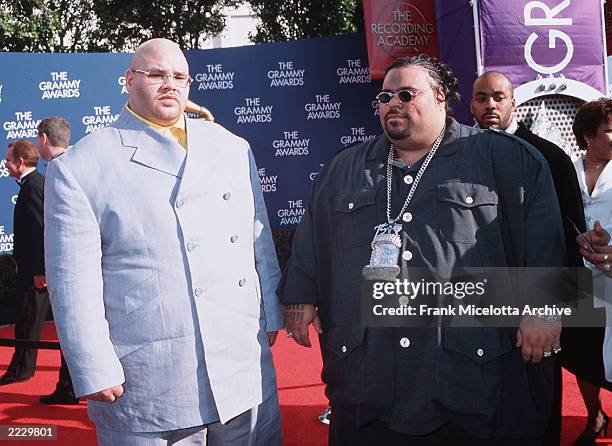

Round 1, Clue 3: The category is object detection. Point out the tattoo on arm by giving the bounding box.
[284,304,304,322]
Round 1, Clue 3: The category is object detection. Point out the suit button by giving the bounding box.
[223,192,231,201]
[400,337,411,348]
[341,345,347,353]
[238,278,246,287]
[186,241,196,252]
[404,175,413,185]
[194,287,204,297]
[402,212,412,223]
[402,250,413,261]
[465,196,474,204]
[348,202,354,210]
[175,199,183,208]
[477,348,484,357]
[230,235,238,243]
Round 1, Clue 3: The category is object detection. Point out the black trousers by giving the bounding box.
[56,351,75,394]
[329,408,542,446]
[541,358,562,446]
[7,288,51,379]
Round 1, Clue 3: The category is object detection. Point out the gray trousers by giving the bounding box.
[96,392,282,446]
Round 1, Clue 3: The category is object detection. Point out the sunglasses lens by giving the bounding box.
[397,90,414,102]
[377,92,392,104]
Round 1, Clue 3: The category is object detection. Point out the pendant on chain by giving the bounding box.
[362,220,403,280]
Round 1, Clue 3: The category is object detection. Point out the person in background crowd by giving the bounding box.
[470,70,586,446]
[281,54,564,445]
[33,117,79,405]
[0,140,49,386]
[570,98,612,445]
[44,38,283,445]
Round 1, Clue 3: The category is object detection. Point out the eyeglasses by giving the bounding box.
[132,69,192,88]
[376,89,424,104]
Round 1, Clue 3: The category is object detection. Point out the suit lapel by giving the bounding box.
[176,119,222,197]
[115,109,186,178]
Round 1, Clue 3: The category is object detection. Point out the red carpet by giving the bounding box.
[0,323,610,445]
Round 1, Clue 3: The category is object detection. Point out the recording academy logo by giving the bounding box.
[118,75,127,94]
[272,130,309,157]
[3,111,40,139]
[277,199,305,226]
[82,106,120,134]
[258,167,277,193]
[39,71,81,99]
[337,59,371,84]
[0,225,13,253]
[267,61,305,87]
[234,97,273,124]
[340,127,376,146]
[195,63,234,90]
[305,94,341,120]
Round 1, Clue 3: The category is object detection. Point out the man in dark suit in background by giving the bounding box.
[0,140,50,386]
[470,71,586,446]
[34,117,78,405]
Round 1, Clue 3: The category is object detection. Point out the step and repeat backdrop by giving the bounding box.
[0,33,385,253]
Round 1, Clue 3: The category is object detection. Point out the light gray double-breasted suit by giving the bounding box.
[44,109,283,433]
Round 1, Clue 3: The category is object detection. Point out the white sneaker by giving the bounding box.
[318,406,331,425]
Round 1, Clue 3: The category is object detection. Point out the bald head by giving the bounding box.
[130,38,185,70]
[125,38,191,126]
[470,71,516,130]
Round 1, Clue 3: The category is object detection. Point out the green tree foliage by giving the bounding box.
[0,0,241,52]
[0,0,97,52]
[248,0,363,43]
[90,0,241,51]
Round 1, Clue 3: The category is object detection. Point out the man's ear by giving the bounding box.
[125,69,135,92]
[435,87,446,110]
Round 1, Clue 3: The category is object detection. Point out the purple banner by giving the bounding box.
[478,0,606,92]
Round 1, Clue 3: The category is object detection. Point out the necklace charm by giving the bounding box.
[362,222,402,280]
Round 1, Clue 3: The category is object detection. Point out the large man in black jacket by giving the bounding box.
[0,140,50,385]
[282,56,564,445]
[470,71,586,446]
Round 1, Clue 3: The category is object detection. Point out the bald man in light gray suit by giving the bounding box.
[44,38,283,445]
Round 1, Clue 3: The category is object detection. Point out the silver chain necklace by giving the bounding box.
[362,125,446,280]
[385,125,446,224]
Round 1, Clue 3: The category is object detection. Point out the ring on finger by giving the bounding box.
[605,254,609,261]
[285,332,293,338]
[604,263,611,272]
[553,345,562,354]
[543,351,552,358]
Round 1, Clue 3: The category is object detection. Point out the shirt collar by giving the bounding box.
[49,149,67,161]
[125,102,187,149]
[367,117,460,162]
[504,116,519,135]
[19,167,36,182]
[474,115,518,135]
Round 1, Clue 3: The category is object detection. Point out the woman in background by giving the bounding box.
[570,98,612,445]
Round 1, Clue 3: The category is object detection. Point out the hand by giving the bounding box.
[516,316,561,363]
[33,275,47,289]
[267,331,278,346]
[578,221,612,266]
[283,304,322,348]
[84,384,124,403]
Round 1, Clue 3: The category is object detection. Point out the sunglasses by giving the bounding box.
[376,89,424,104]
